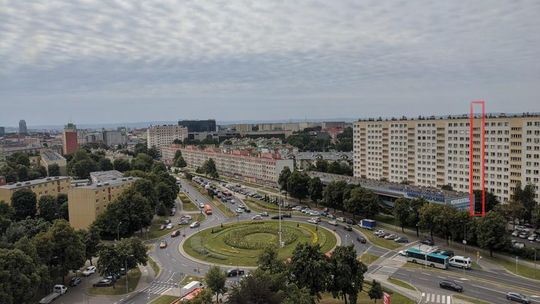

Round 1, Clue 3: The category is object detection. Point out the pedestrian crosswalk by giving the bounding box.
[422,293,452,304]
[143,281,177,295]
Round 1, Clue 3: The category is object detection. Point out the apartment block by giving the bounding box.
[353,114,540,203]
[0,176,71,204]
[40,149,67,175]
[161,145,294,186]
[68,174,137,230]
[147,125,188,149]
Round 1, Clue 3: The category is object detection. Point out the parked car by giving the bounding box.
[374,229,385,236]
[512,230,520,237]
[356,236,367,243]
[384,234,397,240]
[166,223,174,229]
[343,225,352,231]
[506,292,530,303]
[345,219,354,225]
[190,221,200,228]
[159,240,167,249]
[69,277,82,287]
[252,215,263,221]
[181,215,192,220]
[519,232,528,239]
[421,238,435,246]
[439,280,463,292]
[328,220,338,226]
[394,237,409,243]
[93,279,113,287]
[337,217,345,222]
[227,269,245,277]
[159,224,166,230]
[235,208,244,213]
[171,230,180,237]
[260,212,269,217]
[199,203,205,208]
[179,219,190,225]
[82,266,97,276]
[528,234,536,241]
[165,219,171,224]
[307,218,319,224]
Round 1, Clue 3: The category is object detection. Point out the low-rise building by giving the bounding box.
[0,176,71,204]
[40,149,67,175]
[68,173,138,230]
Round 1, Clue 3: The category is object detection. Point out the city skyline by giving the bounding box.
[1,0,540,125]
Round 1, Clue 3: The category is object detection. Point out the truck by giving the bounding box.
[204,204,213,215]
[39,285,67,304]
[359,219,376,230]
[181,280,204,297]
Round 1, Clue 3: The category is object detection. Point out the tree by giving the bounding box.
[96,237,148,288]
[57,193,69,220]
[202,158,218,178]
[131,153,154,172]
[368,280,383,303]
[226,270,284,304]
[393,198,411,232]
[278,167,292,191]
[286,171,310,203]
[133,179,158,209]
[96,243,123,288]
[323,180,347,211]
[344,186,380,219]
[147,146,160,159]
[151,162,167,174]
[288,243,329,299]
[173,150,187,168]
[206,266,227,302]
[308,177,323,206]
[38,195,60,222]
[113,158,131,172]
[513,183,537,222]
[434,205,457,245]
[441,184,453,191]
[409,198,427,237]
[257,246,285,273]
[72,159,98,179]
[78,226,101,265]
[0,248,42,304]
[47,163,61,176]
[11,189,37,220]
[134,143,148,155]
[0,201,14,219]
[156,182,176,209]
[327,245,367,304]
[419,203,439,239]
[476,211,509,257]
[33,220,86,282]
[532,204,540,229]
[99,158,114,171]
[187,289,213,304]
[315,159,329,172]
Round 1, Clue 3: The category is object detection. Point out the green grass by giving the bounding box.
[88,268,141,295]
[453,294,491,304]
[180,275,204,286]
[212,198,236,218]
[388,277,415,291]
[354,228,401,250]
[244,198,281,213]
[183,220,337,266]
[148,257,160,276]
[179,192,198,212]
[150,295,178,304]
[320,281,415,304]
[486,256,540,281]
[359,253,379,266]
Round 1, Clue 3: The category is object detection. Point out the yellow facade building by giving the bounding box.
[0,176,71,204]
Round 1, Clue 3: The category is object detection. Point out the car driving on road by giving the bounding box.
[190,221,200,228]
[506,292,530,303]
[439,280,463,292]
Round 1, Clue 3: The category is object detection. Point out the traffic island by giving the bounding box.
[182,220,338,266]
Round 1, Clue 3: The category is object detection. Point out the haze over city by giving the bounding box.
[1,0,540,126]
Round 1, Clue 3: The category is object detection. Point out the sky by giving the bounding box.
[1,0,539,127]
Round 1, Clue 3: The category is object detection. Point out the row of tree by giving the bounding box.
[278,168,381,219]
[285,126,353,152]
[186,243,377,304]
[311,159,353,176]
[0,152,49,183]
[196,158,219,178]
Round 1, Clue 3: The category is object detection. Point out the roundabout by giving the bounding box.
[182,220,338,266]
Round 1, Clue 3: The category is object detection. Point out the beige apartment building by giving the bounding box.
[161,145,294,186]
[0,176,71,204]
[147,125,188,149]
[40,149,67,175]
[353,114,540,203]
[68,176,137,230]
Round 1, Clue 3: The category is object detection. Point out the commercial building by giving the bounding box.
[68,172,138,230]
[63,123,79,155]
[103,130,127,147]
[178,119,216,132]
[161,145,294,186]
[39,149,67,175]
[147,125,188,149]
[353,113,540,203]
[0,176,71,204]
[19,120,27,135]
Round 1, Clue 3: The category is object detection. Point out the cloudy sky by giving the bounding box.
[1,0,539,126]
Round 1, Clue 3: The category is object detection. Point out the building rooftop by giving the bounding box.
[0,176,70,190]
[74,176,138,189]
[356,112,540,123]
[40,149,65,161]
[90,170,124,183]
[293,152,352,161]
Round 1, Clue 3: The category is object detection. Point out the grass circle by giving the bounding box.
[183,220,337,266]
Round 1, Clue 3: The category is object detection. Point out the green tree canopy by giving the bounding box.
[476,211,509,257]
[37,195,60,222]
[286,171,310,203]
[308,177,324,205]
[113,158,131,172]
[278,166,292,191]
[368,280,383,303]
[47,163,61,176]
[11,189,37,220]
[205,266,227,302]
[0,248,42,304]
[288,243,330,299]
[327,245,367,304]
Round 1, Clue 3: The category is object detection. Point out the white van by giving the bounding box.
[181,280,203,296]
[449,256,472,269]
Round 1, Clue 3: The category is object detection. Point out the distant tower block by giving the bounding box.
[469,101,486,217]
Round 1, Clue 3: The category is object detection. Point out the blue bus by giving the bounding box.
[405,248,449,269]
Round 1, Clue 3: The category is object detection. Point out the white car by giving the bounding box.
[252,215,263,221]
[307,218,319,224]
[82,266,96,276]
[190,221,200,228]
[235,208,244,213]
[337,217,345,222]
[199,203,205,208]
[54,284,68,294]
[398,250,407,257]
[328,220,338,226]
[166,223,174,229]
[528,234,537,241]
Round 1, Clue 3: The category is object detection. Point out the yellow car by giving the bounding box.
[159,240,167,249]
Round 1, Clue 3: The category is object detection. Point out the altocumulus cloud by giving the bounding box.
[0,0,539,125]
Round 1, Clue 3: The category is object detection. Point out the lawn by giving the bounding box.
[212,198,236,218]
[353,227,401,250]
[244,198,281,213]
[453,294,491,304]
[487,256,540,280]
[88,268,141,295]
[359,253,380,266]
[179,192,198,212]
[150,295,178,304]
[183,220,337,266]
[148,256,160,276]
[387,277,415,291]
[320,280,415,304]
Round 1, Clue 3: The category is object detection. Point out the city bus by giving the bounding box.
[405,247,449,269]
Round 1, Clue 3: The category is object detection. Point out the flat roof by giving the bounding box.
[40,149,65,161]
[90,170,124,183]
[74,176,138,189]
[0,176,70,190]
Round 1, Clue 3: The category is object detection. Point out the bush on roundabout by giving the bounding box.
[183,220,337,266]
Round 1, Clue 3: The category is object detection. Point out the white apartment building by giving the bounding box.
[354,114,540,203]
[146,125,188,149]
[161,145,294,186]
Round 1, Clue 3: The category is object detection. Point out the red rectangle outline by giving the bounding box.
[469,100,485,217]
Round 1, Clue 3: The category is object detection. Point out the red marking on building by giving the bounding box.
[469,100,486,217]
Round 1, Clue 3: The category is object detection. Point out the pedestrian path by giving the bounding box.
[422,292,452,303]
